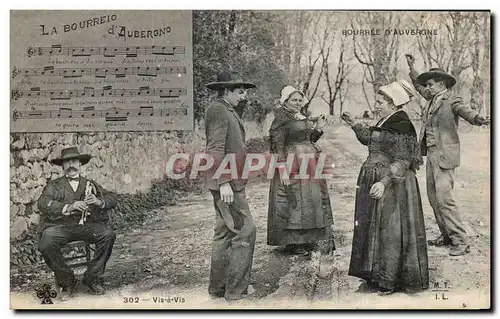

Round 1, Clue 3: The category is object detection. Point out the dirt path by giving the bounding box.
[10,127,490,309]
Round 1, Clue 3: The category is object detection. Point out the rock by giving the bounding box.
[10,135,13,145]
[11,218,28,239]
[32,162,43,179]
[11,137,25,150]
[25,134,42,149]
[111,156,118,167]
[16,165,31,182]
[88,157,104,168]
[18,150,32,164]
[58,134,74,146]
[11,189,31,204]
[10,183,16,191]
[18,204,26,215]
[10,154,15,166]
[28,213,40,226]
[40,134,54,147]
[10,205,19,216]
[36,177,47,187]
[24,180,38,189]
[32,186,43,203]
[34,148,50,161]
[42,162,52,178]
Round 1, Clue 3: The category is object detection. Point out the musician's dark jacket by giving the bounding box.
[37,176,118,228]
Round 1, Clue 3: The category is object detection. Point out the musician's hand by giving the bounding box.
[69,201,88,213]
[85,194,103,207]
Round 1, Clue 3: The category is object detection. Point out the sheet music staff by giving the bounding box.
[11,86,187,100]
[27,45,186,57]
[12,66,187,79]
[12,106,188,121]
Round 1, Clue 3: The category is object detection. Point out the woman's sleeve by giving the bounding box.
[351,123,371,146]
[379,133,417,186]
[269,125,287,162]
[310,129,324,143]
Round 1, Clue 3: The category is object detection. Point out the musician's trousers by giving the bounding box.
[38,222,116,287]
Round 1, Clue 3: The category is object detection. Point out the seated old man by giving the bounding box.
[37,146,117,300]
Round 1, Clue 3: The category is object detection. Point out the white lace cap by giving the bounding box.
[378,81,411,107]
[279,85,308,105]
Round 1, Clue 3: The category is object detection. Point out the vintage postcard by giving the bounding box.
[10,10,491,310]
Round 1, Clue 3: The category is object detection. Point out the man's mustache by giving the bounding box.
[65,167,78,171]
[237,99,248,107]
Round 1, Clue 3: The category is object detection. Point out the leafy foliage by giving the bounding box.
[193,11,287,122]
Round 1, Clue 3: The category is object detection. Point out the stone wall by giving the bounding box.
[10,131,206,268]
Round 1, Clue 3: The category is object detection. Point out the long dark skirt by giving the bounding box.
[348,164,429,292]
[267,176,333,246]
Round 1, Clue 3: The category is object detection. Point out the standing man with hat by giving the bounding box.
[204,71,257,301]
[405,54,489,256]
[37,147,117,300]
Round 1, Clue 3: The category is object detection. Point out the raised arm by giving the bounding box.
[405,54,432,101]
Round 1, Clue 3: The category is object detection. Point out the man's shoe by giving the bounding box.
[428,235,451,247]
[82,279,105,295]
[59,279,77,301]
[449,244,470,256]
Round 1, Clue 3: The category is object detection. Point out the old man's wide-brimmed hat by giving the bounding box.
[50,147,92,166]
[417,68,457,88]
[206,71,256,90]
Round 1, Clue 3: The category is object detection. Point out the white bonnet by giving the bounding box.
[279,86,308,105]
[378,80,414,107]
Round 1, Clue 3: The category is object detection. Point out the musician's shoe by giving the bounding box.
[82,278,105,295]
[60,278,77,301]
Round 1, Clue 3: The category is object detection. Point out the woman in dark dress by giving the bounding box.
[342,80,429,295]
[267,86,334,256]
